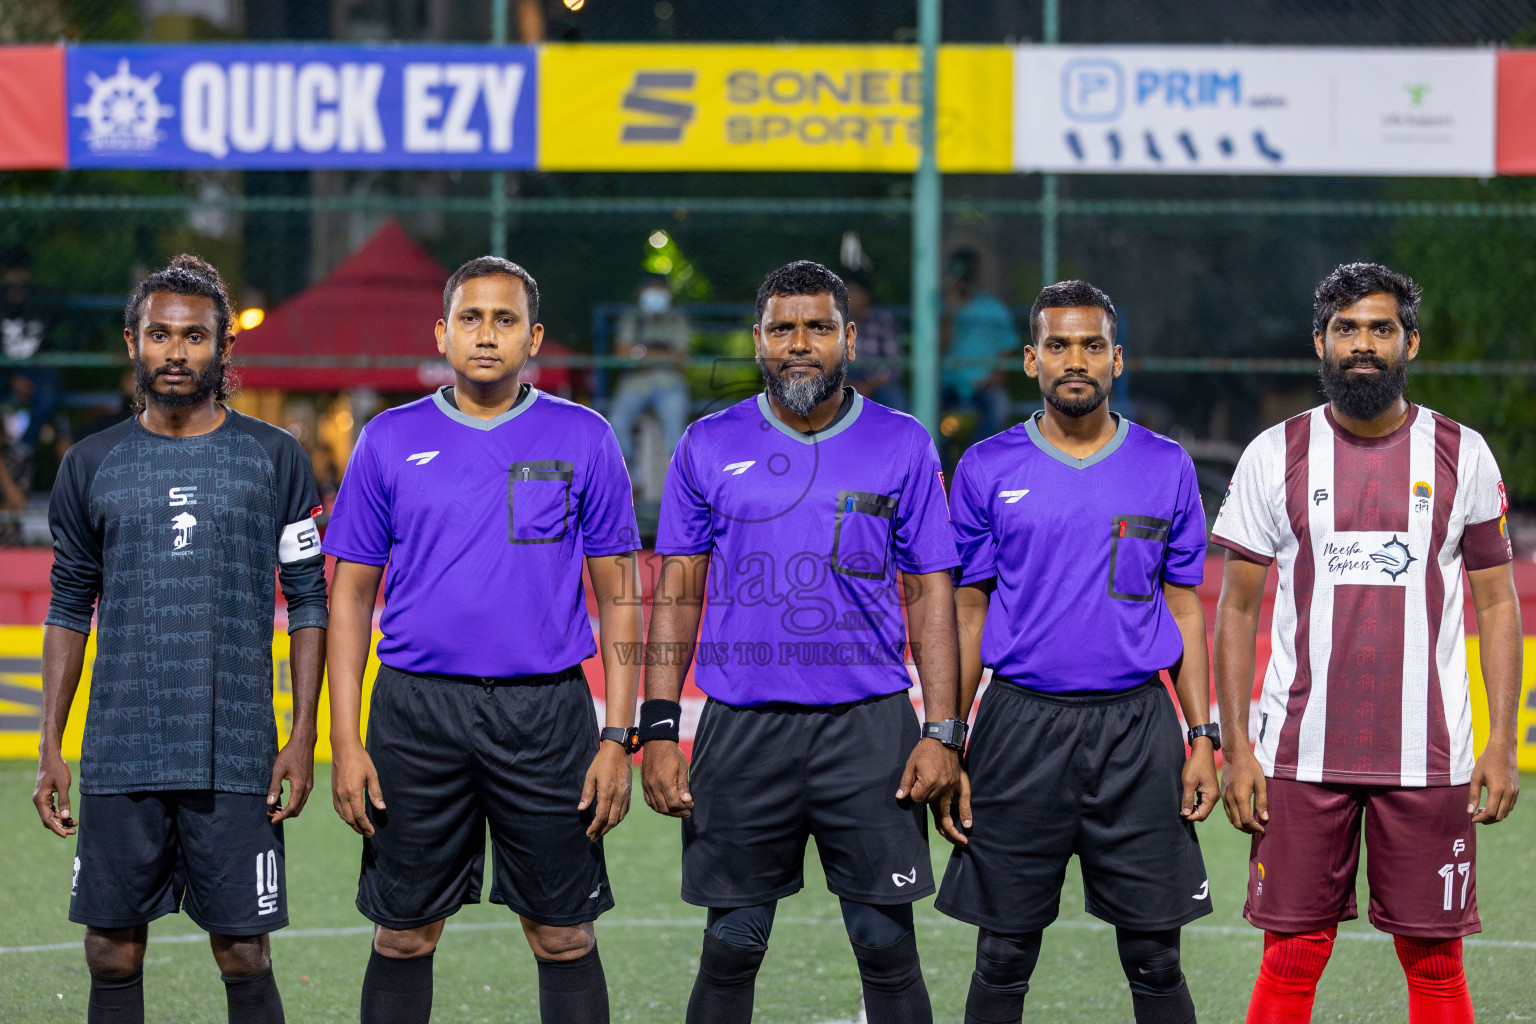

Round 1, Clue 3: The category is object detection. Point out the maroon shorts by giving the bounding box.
[1244,777,1479,940]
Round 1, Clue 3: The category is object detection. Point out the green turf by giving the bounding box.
[4,763,1535,1022]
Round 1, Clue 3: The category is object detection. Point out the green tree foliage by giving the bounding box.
[1387,178,1536,506]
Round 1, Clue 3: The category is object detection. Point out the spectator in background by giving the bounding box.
[942,247,1018,442]
[75,369,138,442]
[844,270,908,411]
[607,274,692,467]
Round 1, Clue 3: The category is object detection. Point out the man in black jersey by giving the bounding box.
[33,255,327,1024]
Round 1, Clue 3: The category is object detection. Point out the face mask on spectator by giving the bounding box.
[639,287,671,315]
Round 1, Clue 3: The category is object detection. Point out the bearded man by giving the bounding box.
[1212,262,1520,1024]
[639,259,966,1024]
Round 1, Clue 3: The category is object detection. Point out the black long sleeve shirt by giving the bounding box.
[46,410,328,795]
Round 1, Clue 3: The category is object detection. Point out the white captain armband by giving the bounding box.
[278,517,323,563]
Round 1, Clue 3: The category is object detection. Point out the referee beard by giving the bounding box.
[327,266,643,1024]
[640,270,964,1024]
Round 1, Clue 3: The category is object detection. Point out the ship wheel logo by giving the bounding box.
[73,59,175,153]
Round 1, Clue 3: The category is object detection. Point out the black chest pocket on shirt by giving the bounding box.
[832,490,898,580]
[1108,514,1170,602]
[509,460,574,545]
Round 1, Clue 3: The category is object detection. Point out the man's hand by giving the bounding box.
[1181,743,1219,822]
[331,741,386,837]
[1221,749,1269,834]
[267,735,316,823]
[934,768,972,848]
[640,741,693,818]
[898,737,961,840]
[579,741,634,840]
[1469,738,1519,825]
[33,751,76,837]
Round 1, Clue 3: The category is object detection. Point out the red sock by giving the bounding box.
[1394,936,1473,1024]
[1246,928,1336,1024]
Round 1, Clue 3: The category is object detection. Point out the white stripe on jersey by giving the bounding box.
[1400,411,1438,786]
[1294,409,1335,783]
[1254,427,1293,779]
[1440,437,1478,783]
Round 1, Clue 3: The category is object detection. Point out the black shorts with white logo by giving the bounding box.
[70,790,286,936]
[681,690,932,908]
[357,663,614,930]
[937,676,1212,934]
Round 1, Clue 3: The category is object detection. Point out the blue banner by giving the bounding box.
[66,44,538,169]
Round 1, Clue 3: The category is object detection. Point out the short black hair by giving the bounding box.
[756,260,849,323]
[443,256,540,323]
[1028,279,1118,343]
[1312,262,1420,336]
[124,254,233,350]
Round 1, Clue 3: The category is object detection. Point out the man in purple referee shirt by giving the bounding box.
[935,280,1218,1024]
[324,257,643,1024]
[639,260,966,1024]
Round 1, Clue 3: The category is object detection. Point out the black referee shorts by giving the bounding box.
[357,663,614,930]
[681,690,932,908]
[937,676,1211,934]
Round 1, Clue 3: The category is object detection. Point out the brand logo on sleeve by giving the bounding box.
[171,511,197,551]
[723,460,756,475]
[998,488,1030,503]
[1498,479,1508,515]
[405,451,439,465]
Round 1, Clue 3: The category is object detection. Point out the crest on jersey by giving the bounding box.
[1413,481,1432,499]
[1369,535,1416,581]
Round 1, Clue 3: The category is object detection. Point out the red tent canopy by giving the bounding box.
[234,219,451,392]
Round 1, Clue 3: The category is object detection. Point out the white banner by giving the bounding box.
[1013,46,1496,176]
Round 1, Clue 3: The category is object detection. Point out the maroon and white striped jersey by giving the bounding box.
[1212,404,1512,787]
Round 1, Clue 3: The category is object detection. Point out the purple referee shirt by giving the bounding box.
[324,386,639,677]
[950,412,1206,692]
[656,389,959,707]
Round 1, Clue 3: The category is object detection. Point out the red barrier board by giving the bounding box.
[1497,51,1536,175]
[0,46,65,169]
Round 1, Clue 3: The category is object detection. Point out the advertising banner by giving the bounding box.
[65,44,538,169]
[1497,50,1536,174]
[0,46,67,169]
[538,43,1013,172]
[3,625,1532,769]
[1013,45,1497,176]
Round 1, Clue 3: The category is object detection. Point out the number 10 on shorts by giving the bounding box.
[256,850,279,916]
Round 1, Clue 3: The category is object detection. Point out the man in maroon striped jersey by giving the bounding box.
[1212,262,1520,1024]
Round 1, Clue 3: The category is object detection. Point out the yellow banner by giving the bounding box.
[538,44,1013,172]
[2,625,1532,771]
[0,626,380,763]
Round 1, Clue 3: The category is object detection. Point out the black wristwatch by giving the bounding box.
[922,719,968,751]
[601,727,641,754]
[1187,723,1221,751]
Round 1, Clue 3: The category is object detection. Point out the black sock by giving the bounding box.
[965,930,1041,1024]
[536,946,609,1024]
[1129,984,1197,1024]
[686,931,767,1024]
[223,966,285,1024]
[1117,927,1196,1024]
[360,949,434,1024]
[850,931,932,1024]
[88,969,144,1024]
